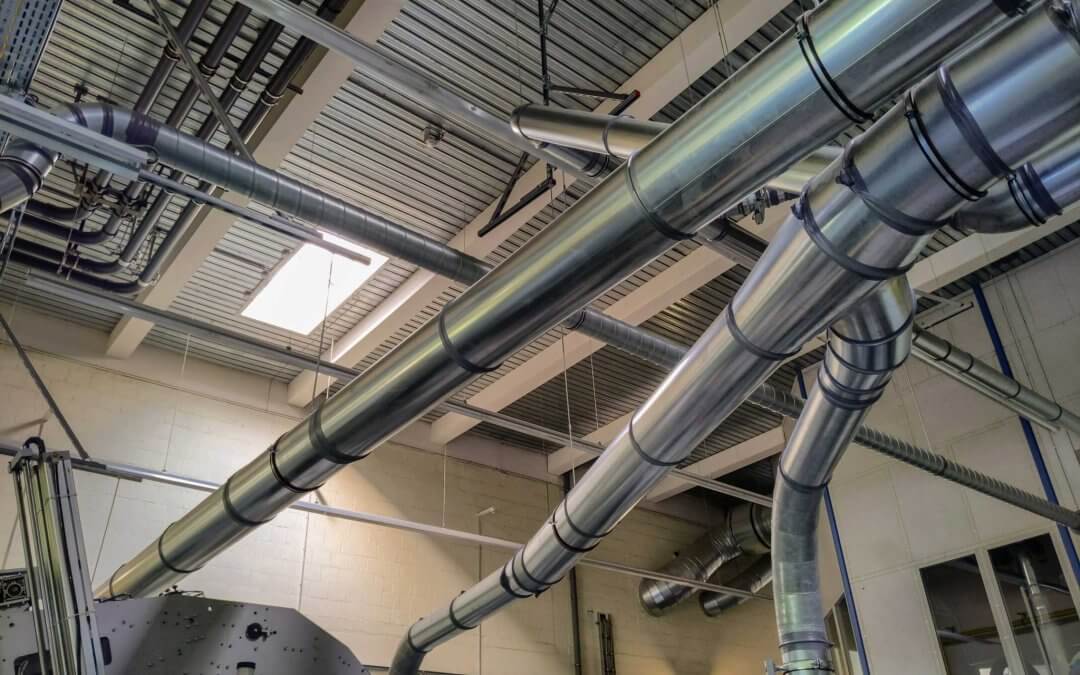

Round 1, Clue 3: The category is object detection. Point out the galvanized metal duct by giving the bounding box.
[638,503,770,616]
[953,124,1080,232]
[96,0,1018,609]
[391,2,1080,672]
[913,329,1080,434]
[509,104,840,194]
[700,555,774,617]
[773,279,914,673]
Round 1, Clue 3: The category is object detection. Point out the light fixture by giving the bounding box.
[242,233,387,335]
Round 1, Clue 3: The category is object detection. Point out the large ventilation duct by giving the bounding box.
[638,503,770,616]
[913,329,1080,434]
[700,555,774,617]
[391,4,1080,672]
[509,104,840,194]
[774,279,914,673]
[93,0,1020,606]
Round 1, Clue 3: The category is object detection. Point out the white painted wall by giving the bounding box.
[0,305,779,674]
[820,240,1080,675]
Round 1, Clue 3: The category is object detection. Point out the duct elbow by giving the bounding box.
[388,635,426,675]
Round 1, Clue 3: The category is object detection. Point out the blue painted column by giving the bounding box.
[796,370,871,674]
[970,278,1080,586]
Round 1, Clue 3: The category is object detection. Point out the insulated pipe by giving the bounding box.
[509,104,840,193]
[96,0,1039,607]
[773,280,913,673]
[953,124,1080,232]
[392,6,1080,672]
[700,555,773,616]
[913,329,1080,435]
[638,503,771,615]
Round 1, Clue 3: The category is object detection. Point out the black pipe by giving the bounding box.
[562,473,584,675]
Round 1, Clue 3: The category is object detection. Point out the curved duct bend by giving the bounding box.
[700,555,774,617]
[774,279,913,673]
[391,4,1080,673]
[509,103,839,195]
[638,503,770,616]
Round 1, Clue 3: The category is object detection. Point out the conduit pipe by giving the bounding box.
[638,503,771,615]
[773,279,913,673]
[95,0,1037,608]
[913,329,1080,435]
[391,5,1080,671]
[700,556,773,617]
[509,105,840,194]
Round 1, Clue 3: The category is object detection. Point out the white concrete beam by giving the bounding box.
[645,426,787,502]
[104,0,405,358]
[286,0,791,406]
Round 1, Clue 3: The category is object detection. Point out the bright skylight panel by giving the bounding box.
[242,232,387,335]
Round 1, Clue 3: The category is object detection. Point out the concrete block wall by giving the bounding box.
[0,306,778,674]
[819,240,1080,675]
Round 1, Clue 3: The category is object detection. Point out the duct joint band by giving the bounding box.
[936,66,1011,179]
[565,309,588,331]
[795,16,872,125]
[551,517,600,554]
[625,153,695,241]
[447,599,474,632]
[222,476,273,527]
[404,628,426,654]
[837,144,951,235]
[627,416,682,467]
[1015,163,1063,224]
[556,500,608,547]
[0,157,42,195]
[794,193,913,281]
[726,305,800,361]
[905,93,985,201]
[158,523,201,574]
[438,308,501,374]
[779,468,826,495]
[817,367,885,411]
[269,443,323,494]
[499,566,533,599]
[306,405,355,464]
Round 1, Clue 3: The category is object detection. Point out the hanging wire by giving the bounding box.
[712,0,737,82]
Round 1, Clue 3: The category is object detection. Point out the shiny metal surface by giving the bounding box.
[700,555,773,616]
[638,503,770,615]
[773,280,912,673]
[913,328,1080,434]
[236,0,606,179]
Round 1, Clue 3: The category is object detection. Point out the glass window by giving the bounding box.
[988,534,1080,675]
[825,596,864,675]
[921,554,1011,674]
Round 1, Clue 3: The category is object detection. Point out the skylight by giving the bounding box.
[242,233,387,335]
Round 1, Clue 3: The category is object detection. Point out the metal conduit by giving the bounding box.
[87,0,1038,609]
[392,4,1080,671]
[913,329,1080,434]
[510,104,840,194]
[638,503,771,615]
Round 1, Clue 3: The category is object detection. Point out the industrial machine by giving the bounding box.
[1,439,371,675]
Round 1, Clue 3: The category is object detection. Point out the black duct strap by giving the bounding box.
[269,443,322,494]
[905,93,985,201]
[993,0,1029,16]
[1,158,41,194]
[551,517,600,554]
[725,304,800,361]
[306,405,355,464]
[794,193,913,281]
[795,16,872,125]
[514,552,561,594]
[101,106,114,140]
[564,309,589,331]
[447,599,475,632]
[157,524,201,574]
[1017,163,1063,222]
[836,144,952,236]
[557,500,610,545]
[625,153,696,241]
[627,417,682,467]
[936,67,1011,179]
[437,307,501,374]
[222,476,273,527]
[499,566,533,598]
[1008,173,1044,226]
